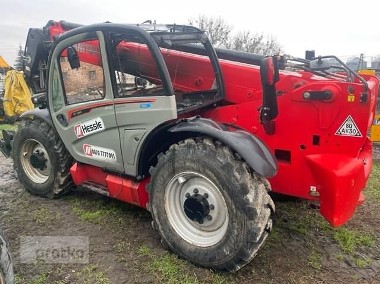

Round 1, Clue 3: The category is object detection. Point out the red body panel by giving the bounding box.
[70,163,149,208]
[305,139,372,226]
[130,46,378,226]
[203,60,378,226]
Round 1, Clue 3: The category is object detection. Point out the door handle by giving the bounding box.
[56,114,68,126]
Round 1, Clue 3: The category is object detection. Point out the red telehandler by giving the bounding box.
[0,20,378,271]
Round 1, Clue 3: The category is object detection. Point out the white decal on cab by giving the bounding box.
[74,118,104,138]
[83,144,117,162]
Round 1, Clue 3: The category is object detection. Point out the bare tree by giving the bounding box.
[189,16,281,55]
[189,15,232,48]
[230,31,281,55]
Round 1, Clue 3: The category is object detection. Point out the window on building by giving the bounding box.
[89,71,96,80]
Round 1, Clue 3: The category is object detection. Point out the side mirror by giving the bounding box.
[260,56,280,135]
[260,56,280,86]
[67,46,80,69]
[135,77,148,89]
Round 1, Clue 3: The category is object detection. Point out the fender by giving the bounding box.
[169,117,278,177]
[21,107,52,125]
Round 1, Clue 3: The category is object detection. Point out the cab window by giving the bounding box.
[59,38,105,105]
[111,34,165,98]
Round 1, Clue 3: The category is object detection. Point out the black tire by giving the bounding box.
[0,106,5,122]
[12,118,73,198]
[0,228,14,284]
[148,138,275,272]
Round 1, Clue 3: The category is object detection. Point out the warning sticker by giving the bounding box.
[347,94,355,102]
[83,144,117,162]
[335,115,362,137]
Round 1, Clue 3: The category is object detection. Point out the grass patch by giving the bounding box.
[113,240,132,263]
[265,227,281,248]
[355,257,372,268]
[307,248,322,270]
[33,207,51,225]
[0,124,17,138]
[15,275,25,284]
[137,244,151,256]
[276,200,330,236]
[76,264,110,284]
[136,245,230,284]
[336,254,345,262]
[137,245,199,284]
[71,198,124,224]
[366,161,380,201]
[333,227,374,254]
[275,196,375,265]
[0,124,17,131]
[114,240,131,253]
[30,273,47,284]
[151,254,196,283]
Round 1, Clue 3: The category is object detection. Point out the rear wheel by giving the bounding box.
[148,138,274,271]
[12,119,73,198]
[0,228,13,284]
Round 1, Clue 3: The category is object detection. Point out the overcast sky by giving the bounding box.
[1,0,379,65]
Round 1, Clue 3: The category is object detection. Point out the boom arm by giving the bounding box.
[24,21,83,93]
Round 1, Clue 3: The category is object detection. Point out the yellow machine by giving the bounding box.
[358,70,380,142]
[0,69,34,123]
[371,114,380,142]
[0,56,10,69]
[358,69,376,76]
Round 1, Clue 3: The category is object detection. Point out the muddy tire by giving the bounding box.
[148,138,274,272]
[12,119,73,198]
[0,228,13,284]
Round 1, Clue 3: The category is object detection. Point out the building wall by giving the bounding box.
[60,58,103,95]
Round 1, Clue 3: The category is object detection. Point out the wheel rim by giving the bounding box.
[20,139,51,184]
[165,171,229,247]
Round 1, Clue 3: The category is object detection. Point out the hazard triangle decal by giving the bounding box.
[335,115,362,137]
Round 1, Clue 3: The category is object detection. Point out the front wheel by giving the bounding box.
[148,138,274,272]
[12,119,73,198]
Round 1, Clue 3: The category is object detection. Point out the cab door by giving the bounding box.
[106,31,178,176]
[48,31,124,172]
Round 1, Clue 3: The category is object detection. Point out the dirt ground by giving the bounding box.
[0,146,379,284]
